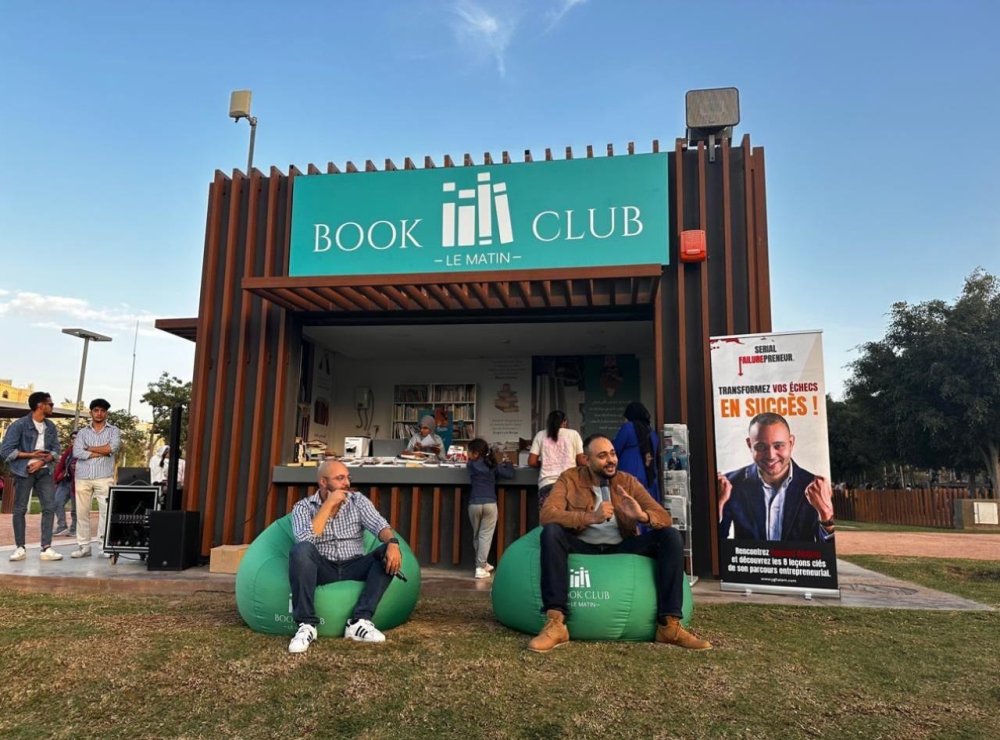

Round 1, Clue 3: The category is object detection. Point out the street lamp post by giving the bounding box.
[229,89,258,174]
[62,328,113,430]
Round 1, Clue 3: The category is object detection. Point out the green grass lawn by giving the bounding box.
[842,555,1000,608]
[1,581,998,738]
[837,519,960,533]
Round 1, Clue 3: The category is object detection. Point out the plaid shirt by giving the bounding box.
[291,490,390,563]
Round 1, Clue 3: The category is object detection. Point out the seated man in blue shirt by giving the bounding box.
[287,460,402,653]
[717,412,836,542]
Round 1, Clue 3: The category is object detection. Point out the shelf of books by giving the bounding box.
[392,383,477,442]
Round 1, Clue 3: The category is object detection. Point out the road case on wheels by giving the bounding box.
[103,485,161,565]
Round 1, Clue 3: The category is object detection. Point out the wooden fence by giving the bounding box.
[833,487,994,529]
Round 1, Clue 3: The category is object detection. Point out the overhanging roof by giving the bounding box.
[155,318,198,342]
[242,265,662,314]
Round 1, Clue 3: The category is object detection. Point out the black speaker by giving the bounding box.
[117,467,151,486]
[147,511,200,571]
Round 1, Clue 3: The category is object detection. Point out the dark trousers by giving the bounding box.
[539,522,685,619]
[13,470,56,549]
[288,541,393,627]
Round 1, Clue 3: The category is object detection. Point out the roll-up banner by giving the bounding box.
[709,331,840,597]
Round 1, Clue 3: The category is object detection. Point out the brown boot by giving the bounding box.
[655,617,712,650]
[527,609,570,653]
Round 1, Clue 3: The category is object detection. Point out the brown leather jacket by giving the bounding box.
[540,466,672,538]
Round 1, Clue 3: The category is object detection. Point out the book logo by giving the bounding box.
[569,566,591,589]
[441,172,514,248]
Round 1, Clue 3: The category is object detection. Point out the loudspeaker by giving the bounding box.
[117,467,151,486]
[147,511,201,571]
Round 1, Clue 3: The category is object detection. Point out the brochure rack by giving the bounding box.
[662,423,697,585]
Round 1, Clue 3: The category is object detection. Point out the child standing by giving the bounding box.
[466,438,514,579]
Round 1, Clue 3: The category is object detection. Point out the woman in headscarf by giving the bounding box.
[149,445,186,487]
[406,415,445,460]
[612,401,660,501]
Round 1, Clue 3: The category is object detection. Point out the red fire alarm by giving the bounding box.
[679,230,707,262]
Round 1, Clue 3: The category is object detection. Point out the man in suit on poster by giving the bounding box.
[717,412,835,543]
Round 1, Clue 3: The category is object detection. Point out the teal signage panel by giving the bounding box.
[288,154,669,277]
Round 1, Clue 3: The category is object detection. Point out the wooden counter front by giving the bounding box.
[271,465,542,569]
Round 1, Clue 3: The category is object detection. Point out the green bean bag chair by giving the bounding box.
[236,514,420,636]
[491,527,693,641]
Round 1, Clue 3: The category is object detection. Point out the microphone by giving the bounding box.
[394,571,408,582]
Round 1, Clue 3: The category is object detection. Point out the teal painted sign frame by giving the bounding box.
[288,154,669,277]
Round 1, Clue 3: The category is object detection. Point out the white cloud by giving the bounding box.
[546,0,585,30]
[0,290,161,334]
[450,1,518,76]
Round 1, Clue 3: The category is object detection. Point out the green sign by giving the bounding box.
[288,154,669,276]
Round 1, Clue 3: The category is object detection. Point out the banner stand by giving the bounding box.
[721,581,841,599]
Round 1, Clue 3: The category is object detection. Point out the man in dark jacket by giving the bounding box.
[717,412,835,543]
[529,434,710,653]
[0,391,63,561]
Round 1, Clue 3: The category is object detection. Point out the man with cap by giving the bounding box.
[71,398,121,558]
[0,391,63,562]
[406,415,445,460]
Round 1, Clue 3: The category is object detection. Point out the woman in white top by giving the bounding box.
[149,445,185,487]
[528,409,587,508]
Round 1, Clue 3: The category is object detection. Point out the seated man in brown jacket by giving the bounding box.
[529,434,711,652]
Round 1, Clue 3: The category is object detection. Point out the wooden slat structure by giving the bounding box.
[833,487,992,529]
[159,138,771,577]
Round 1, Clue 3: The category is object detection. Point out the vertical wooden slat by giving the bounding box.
[519,489,527,537]
[674,139,688,422]
[185,172,227,516]
[452,487,462,565]
[431,487,441,564]
[752,147,772,331]
[496,487,507,557]
[370,486,380,509]
[721,140,734,333]
[390,487,400,531]
[741,135,759,331]
[409,486,420,554]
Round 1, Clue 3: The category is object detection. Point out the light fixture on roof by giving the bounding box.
[229,89,258,174]
[685,87,740,162]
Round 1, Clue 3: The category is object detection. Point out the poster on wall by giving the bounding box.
[710,331,839,596]
[309,348,333,447]
[582,355,639,439]
[478,358,532,453]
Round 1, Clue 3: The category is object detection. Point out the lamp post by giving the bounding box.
[229,89,258,174]
[62,328,113,430]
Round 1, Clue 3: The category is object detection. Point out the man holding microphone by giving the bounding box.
[529,434,711,653]
[287,459,403,653]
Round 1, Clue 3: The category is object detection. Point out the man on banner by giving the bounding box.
[717,412,835,542]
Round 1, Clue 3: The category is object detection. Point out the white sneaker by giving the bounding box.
[288,623,317,654]
[9,547,26,562]
[344,618,385,643]
[39,547,63,561]
[70,546,92,558]
[484,563,495,573]
[475,567,491,579]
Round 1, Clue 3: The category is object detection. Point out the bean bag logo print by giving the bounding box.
[568,566,611,609]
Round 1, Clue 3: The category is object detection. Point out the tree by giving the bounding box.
[107,410,147,468]
[141,372,192,450]
[845,268,1000,494]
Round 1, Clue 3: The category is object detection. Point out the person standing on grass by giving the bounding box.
[466,438,514,579]
[287,459,403,653]
[53,430,79,537]
[528,434,711,653]
[71,398,120,558]
[0,391,63,562]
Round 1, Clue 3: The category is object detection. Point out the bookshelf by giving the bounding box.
[392,383,477,443]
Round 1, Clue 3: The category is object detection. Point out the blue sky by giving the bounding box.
[2,0,998,419]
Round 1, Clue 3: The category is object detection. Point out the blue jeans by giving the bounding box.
[54,480,77,530]
[539,523,685,620]
[288,541,393,627]
[13,469,56,549]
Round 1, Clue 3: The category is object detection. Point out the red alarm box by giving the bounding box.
[679,229,707,262]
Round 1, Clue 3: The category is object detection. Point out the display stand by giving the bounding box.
[662,423,697,585]
[104,484,161,565]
